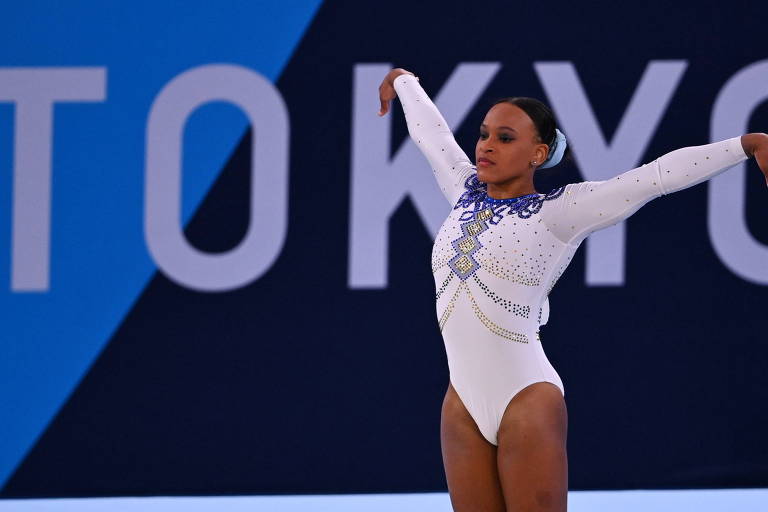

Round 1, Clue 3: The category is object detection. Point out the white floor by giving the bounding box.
[1,489,767,511]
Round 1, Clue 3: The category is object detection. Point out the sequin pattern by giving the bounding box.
[467,288,529,344]
[444,174,563,283]
[477,256,542,286]
[438,281,529,343]
[472,275,529,318]
[439,284,461,332]
[446,206,491,280]
[454,174,565,224]
[431,254,451,274]
[435,272,454,300]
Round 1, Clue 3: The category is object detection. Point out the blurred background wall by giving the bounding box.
[1,0,767,509]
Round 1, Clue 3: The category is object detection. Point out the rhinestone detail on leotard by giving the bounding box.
[454,174,565,224]
[467,288,529,344]
[476,256,542,286]
[447,206,491,280]
[472,274,530,318]
[435,272,454,300]
[438,281,529,343]
[439,283,462,332]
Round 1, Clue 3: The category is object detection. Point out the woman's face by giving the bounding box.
[475,102,549,185]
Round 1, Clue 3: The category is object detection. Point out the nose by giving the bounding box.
[479,140,493,153]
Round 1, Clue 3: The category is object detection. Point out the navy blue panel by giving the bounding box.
[3,0,768,497]
[0,0,322,489]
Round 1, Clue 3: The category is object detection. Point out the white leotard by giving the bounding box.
[393,73,749,445]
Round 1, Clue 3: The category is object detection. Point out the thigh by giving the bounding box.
[496,382,568,512]
[441,382,506,512]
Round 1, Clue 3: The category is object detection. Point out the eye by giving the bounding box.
[500,135,513,143]
[479,131,488,140]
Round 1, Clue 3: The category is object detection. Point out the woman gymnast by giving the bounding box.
[377,67,768,512]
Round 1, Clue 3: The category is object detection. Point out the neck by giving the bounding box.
[485,176,537,200]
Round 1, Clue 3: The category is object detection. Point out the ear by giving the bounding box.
[535,143,549,165]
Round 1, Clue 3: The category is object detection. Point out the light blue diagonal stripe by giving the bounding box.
[0,0,323,488]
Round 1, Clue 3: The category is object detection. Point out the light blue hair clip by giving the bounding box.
[539,128,567,169]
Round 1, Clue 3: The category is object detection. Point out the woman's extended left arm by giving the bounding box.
[543,133,768,245]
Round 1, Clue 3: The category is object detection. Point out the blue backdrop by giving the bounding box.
[1,0,767,498]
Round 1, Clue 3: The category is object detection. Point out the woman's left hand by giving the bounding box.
[755,139,768,187]
[742,133,768,186]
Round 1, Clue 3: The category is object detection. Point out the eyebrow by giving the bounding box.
[480,124,517,133]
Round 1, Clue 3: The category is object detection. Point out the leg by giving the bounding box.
[441,382,506,512]
[496,382,568,512]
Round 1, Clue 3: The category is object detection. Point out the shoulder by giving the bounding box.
[538,185,568,208]
[543,185,567,201]
[454,168,483,208]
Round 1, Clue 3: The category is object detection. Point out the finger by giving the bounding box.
[379,98,389,116]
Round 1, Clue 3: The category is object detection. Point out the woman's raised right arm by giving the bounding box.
[379,69,475,206]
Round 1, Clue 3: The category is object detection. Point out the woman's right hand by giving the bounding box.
[378,68,416,116]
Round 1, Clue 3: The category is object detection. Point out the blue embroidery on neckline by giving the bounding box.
[454,174,565,224]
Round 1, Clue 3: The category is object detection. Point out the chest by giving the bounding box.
[432,204,559,287]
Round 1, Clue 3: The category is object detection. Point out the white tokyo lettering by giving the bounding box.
[145,64,289,292]
[0,67,106,292]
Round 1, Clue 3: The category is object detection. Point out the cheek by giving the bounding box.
[502,144,527,162]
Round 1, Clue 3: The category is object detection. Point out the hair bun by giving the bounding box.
[539,129,567,169]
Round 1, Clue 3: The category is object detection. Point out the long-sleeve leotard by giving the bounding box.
[391,72,749,446]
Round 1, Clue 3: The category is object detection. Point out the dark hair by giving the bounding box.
[490,97,574,170]
[492,96,557,147]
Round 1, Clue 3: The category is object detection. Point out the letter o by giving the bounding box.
[145,64,289,291]
[709,60,768,285]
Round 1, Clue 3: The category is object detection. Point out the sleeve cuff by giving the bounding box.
[393,73,418,94]
[727,135,749,160]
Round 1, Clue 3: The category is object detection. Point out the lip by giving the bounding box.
[477,157,495,166]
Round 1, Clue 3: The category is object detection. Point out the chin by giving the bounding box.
[476,167,498,184]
